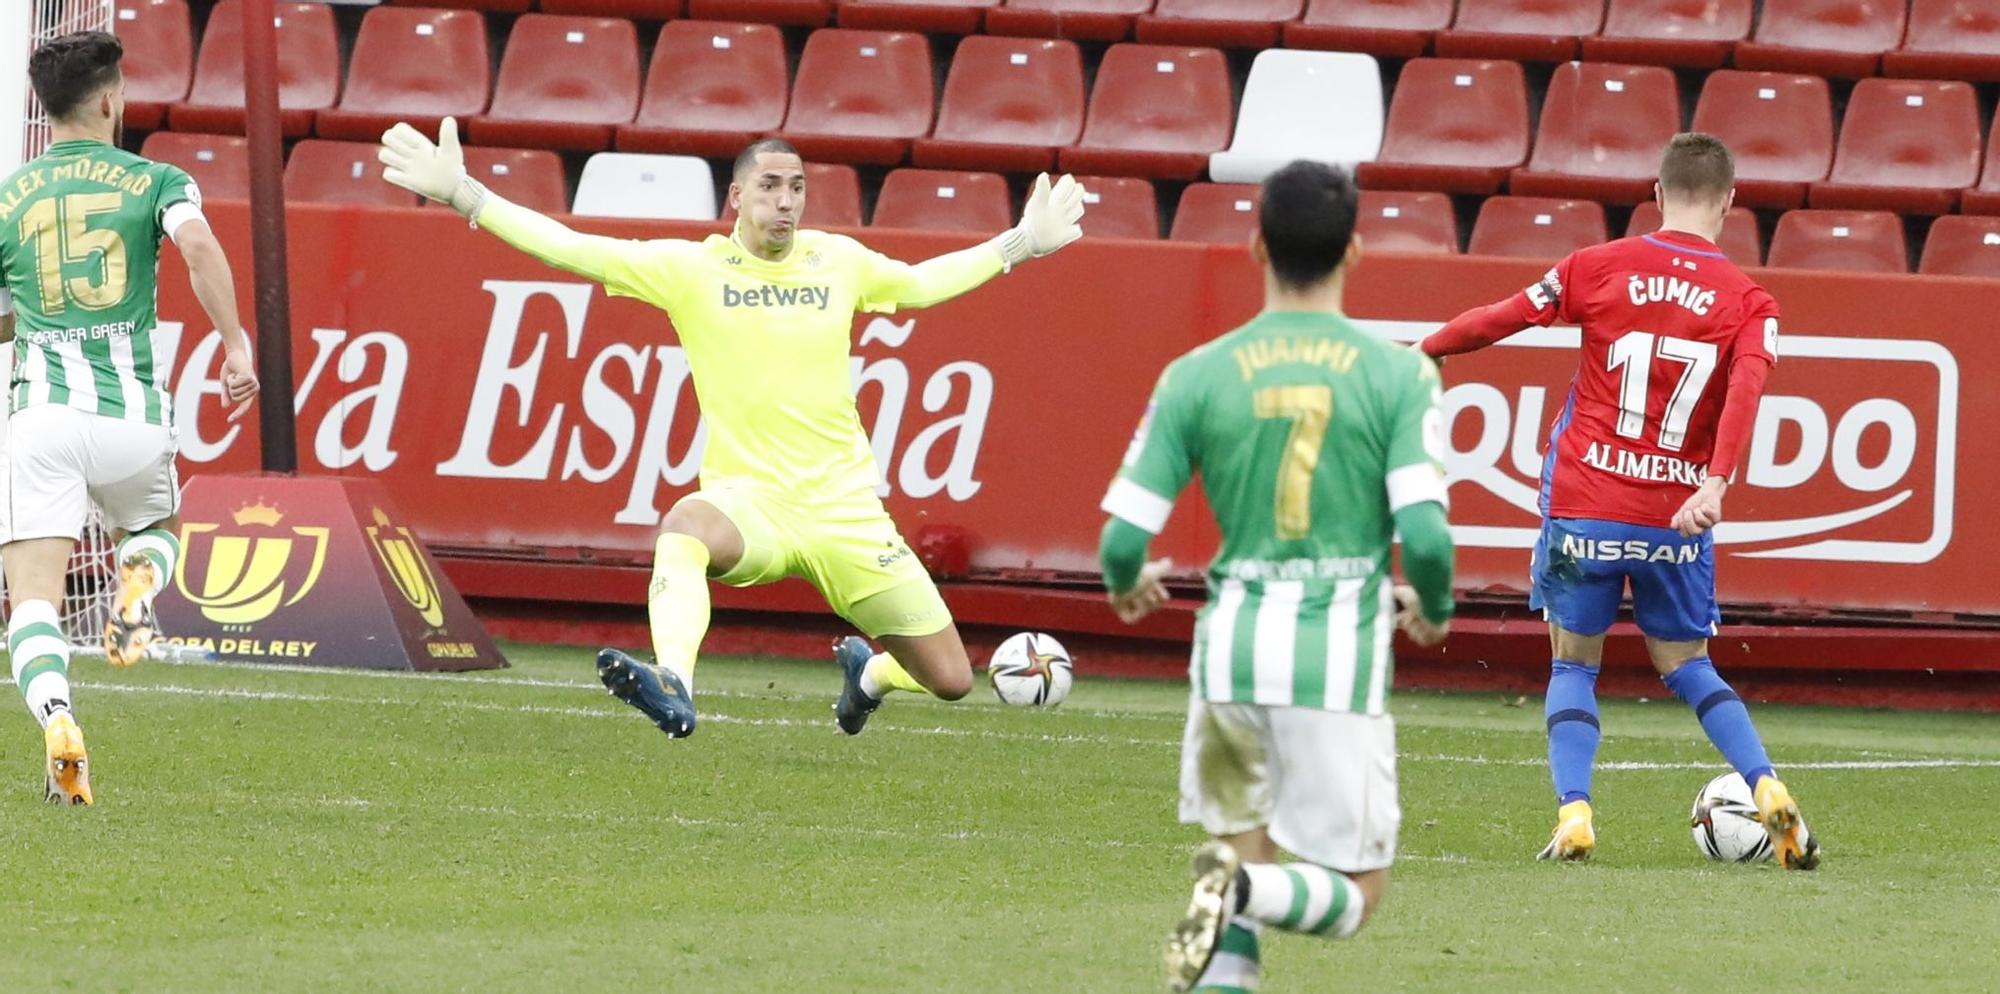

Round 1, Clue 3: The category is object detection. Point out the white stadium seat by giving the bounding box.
[1208,49,1383,184]
[572,152,716,220]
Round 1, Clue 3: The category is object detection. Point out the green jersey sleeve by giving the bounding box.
[1099,361,1198,535]
[1385,354,1449,514]
[153,164,204,239]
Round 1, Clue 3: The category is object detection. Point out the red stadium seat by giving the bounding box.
[1961,123,2000,215]
[1733,0,1906,78]
[1436,0,1605,62]
[838,0,1000,33]
[1885,0,2000,82]
[1919,215,2000,276]
[113,0,193,131]
[1581,0,1752,68]
[388,0,532,12]
[985,0,1154,42]
[1285,0,1454,58]
[871,169,1013,232]
[1355,58,1529,195]
[618,22,788,159]
[723,162,864,227]
[455,147,569,214]
[315,8,490,141]
[1625,201,1764,265]
[689,0,833,25]
[1169,183,1260,243]
[1688,70,1832,209]
[1356,190,1459,254]
[1076,175,1160,239]
[1810,79,1981,216]
[1766,209,1907,273]
[1135,0,1304,49]
[1059,44,1233,181]
[285,139,419,207]
[470,15,641,151]
[1467,196,1608,259]
[139,132,251,201]
[538,0,683,15]
[781,29,935,165]
[913,37,1085,173]
[1509,63,1681,204]
[171,0,340,138]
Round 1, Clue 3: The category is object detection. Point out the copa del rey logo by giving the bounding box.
[160,280,992,527]
[176,500,330,627]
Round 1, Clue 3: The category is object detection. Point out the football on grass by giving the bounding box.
[1690,772,1777,862]
[988,632,1073,707]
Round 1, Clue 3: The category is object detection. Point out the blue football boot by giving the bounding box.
[597,648,696,738]
[832,636,881,736]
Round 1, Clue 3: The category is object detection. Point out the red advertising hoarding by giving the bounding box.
[152,203,1993,618]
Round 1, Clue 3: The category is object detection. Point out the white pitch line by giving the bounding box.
[75,681,2000,770]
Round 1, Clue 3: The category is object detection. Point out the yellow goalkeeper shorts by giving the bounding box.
[683,482,952,639]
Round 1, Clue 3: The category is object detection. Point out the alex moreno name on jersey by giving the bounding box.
[1581,442,1706,486]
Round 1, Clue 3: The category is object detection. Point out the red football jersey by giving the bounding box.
[1520,230,1779,528]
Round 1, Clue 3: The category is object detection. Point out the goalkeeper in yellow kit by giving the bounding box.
[378,121,1085,738]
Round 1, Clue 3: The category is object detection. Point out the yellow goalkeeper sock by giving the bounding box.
[647,532,711,691]
[860,652,930,698]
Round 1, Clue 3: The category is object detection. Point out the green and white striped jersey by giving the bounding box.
[0,139,200,426]
[1102,311,1447,715]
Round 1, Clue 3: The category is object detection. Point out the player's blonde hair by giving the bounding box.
[1659,133,1735,203]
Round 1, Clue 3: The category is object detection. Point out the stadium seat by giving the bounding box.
[1285,0,1455,58]
[538,0,683,15]
[1885,0,2000,82]
[912,37,1086,173]
[455,147,569,214]
[171,0,340,138]
[139,132,251,201]
[1059,44,1233,181]
[113,0,194,131]
[1168,183,1260,243]
[388,0,532,12]
[781,29,935,165]
[1509,63,1681,204]
[984,0,1154,42]
[1687,71,1832,209]
[470,15,641,151]
[573,153,718,219]
[1961,123,2000,215]
[1625,201,1763,264]
[688,0,833,26]
[1436,0,1605,62]
[1209,50,1382,184]
[1918,215,2000,277]
[871,169,1013,232]
[721,162,864,227]
[1581,0,1752,68]
[1766,209,1907,273]
[837,0,1001,33]
[618,21,789,159]
[1809,79,1981,216]
[1467,196,1609,259]
[1355,58,1529,195]
[315,7,490,141]
[285,139,418,207]
[1134,0,1304,49]
[1356,190,1459,254]
[1076,175,1160,239]
[1733,0,1906,78]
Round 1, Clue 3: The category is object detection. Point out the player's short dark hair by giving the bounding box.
[29,31,124,122]
[733,138,801,182]
[1659,132,1734,202]
[1258,160,1359,291]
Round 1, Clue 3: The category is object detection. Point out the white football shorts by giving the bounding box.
[1,404,180,542]
[1179,698,1401,873]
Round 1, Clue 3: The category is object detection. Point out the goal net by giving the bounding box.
[4,0,123,654]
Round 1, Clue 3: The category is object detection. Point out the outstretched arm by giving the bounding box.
[863,172,1086,311]
[378,118,636,286]
[1419,260,1574,359]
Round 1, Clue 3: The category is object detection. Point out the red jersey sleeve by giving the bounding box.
[1420,252,1582,358]
[1733,287,1781,366]
[1521,252,1581,327]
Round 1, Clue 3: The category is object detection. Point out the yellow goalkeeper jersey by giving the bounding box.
[477,203,1004,495]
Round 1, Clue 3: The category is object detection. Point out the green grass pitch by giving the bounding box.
[4,642,1998,993]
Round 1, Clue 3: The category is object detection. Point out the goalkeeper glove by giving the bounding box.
[378,117,488,219]
[995,172,1086,269]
